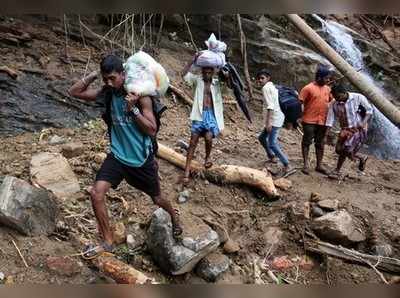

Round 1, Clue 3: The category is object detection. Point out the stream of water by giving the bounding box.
[312,14,400,160]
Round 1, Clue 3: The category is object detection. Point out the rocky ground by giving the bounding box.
[0,15,400,285]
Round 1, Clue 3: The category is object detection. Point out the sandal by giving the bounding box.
[282,168,297,178]
[81,242,114,260]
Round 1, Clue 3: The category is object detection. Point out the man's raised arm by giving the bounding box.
[68,71,102,101]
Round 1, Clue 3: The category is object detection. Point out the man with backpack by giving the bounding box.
[68,54,182,256]
[326,84,373,179]
[256,70,295,177]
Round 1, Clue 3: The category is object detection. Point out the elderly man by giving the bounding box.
[326,84,373,178]
[181,53,229,185]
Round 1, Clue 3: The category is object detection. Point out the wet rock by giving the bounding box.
[112,222,126,245]
[274,178,292,191]
[317,199,339,211]
[0,176,58,236]
[94,152,107,164]
[46,256,82,277]
[311,205,325,218]
[196,252,231,282]
[30,152,80,200]
[223,239,240,254]
[177,190,190,204]
[312,210,366,245]
[61,142,84,158]
[147,208,220,275]
[48,135,66,145]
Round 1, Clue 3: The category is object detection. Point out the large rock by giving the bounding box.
[312,210,366,245]
[0,176,58,236]
[147,208,220,275]
[30,152,80,199]
[195,252,230,282]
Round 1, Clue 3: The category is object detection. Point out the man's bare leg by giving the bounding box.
[204,131,213,168]
[89,180,113,246]
[153,194,182,236]
[301,143,310,174]
[183,133,200,184]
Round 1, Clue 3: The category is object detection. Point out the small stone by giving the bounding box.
[311,206,325,218]
[94,153,107,164]
[176,139,189,151]
[289,201,310,220]
[48,135,66,145]
[5,276,14,284]
[64,129,75,136]
[298,255,315,271]
[46,256,82,277]
[310,192,322,202]
[61,142,85,158]
[178,190,190,204]
[223,239,240,254]
[274,178,292,191]
[317,199,339,211]
[196,252,231,282]
[112,222,126,245]
[0,272,4,281]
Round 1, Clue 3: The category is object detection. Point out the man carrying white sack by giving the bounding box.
[182,52,230,185]
[68,54,182,257]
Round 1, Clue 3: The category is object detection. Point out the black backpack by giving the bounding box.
[99,87,166,155]
[276,85,302,128]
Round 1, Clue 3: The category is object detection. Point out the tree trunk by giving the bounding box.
[286,14,400,129]
[157,143,279,198]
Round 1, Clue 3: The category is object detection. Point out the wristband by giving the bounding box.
[131,106,140,117]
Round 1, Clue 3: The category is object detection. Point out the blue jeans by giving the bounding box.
[258,127,289,167]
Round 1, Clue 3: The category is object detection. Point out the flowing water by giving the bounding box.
[312,14,400,160]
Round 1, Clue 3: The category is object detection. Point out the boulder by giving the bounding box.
[147,208,220,275]
[30,152,80,199]
[0,176,58,236]
[61,142,85,158]
[311,210,366,245]
[196,252,231,282]
[317,199,339,211]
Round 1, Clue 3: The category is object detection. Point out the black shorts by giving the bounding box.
[302,123,328,147]
[95,153,160,198]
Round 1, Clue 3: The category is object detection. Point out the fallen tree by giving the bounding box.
[157,143,279,198]
[286,14,400,129]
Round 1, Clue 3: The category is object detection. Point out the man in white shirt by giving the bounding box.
[181,53,229,185]
[256,70,294,177]
[326,84,373,178]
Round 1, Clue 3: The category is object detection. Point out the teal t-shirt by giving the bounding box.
[109,91,152,167]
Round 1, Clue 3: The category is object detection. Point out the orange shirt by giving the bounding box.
[299,82,332,125]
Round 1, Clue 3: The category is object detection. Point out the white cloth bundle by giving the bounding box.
[195,33,227,68]
[124,51,170,97]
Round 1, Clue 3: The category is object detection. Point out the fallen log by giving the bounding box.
[92,254,153,284]
[306,239,400,274]
[286,14,400,129]
[157,143,279,198]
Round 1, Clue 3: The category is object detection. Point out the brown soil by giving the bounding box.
[0,15,400,285]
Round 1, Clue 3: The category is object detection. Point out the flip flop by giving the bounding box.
[358,156,368,172]
[81,242,114,260]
